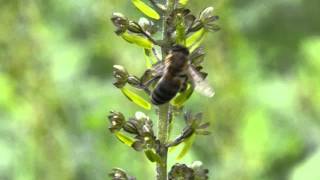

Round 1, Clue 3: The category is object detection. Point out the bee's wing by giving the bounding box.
[151,61,165,76]
[188,65,215,97]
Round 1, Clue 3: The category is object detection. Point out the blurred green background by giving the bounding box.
[1,0,320,179]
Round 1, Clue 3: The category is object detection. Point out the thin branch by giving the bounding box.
[149,0,166,12]
[141,31,159,45]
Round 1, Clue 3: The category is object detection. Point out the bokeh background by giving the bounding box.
[1,0,320,179]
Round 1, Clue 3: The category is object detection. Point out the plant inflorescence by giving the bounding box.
[108,0,219,179]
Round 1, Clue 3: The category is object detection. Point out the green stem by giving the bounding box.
[161,0,175,58]
[156,104,170,180]
[156,1,176,180]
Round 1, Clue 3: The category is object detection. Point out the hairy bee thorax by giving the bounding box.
[151,47,190,105]
[165,50,190,76]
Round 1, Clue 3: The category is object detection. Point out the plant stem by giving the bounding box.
[161,0,175,58]
[156,104,170,180]
[156,1,175,179]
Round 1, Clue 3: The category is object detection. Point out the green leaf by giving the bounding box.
[186,28,205,48]
[144,49,157,68]
[189,35,205,53]
[121,32,153,49]
[121,87,152,110]
[144,149,162,163]
[171,84,194,107]
[177,134,195,160]
[115,132,134,147]
[131,0,160,20]
[179,0,189,5]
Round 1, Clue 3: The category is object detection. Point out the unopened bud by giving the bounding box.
[108,111,125,133]
[199,7,214,21]
[111,12,129,35]
[113,65,129,88]
[127,75,141,87]
[128,21,143,34]
[169,163,195,180]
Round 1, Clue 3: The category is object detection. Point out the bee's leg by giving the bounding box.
[141,75,162,95]
[144,75,162,87]
[179,75,189,92]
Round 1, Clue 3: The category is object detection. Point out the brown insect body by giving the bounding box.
[151,46,190,105]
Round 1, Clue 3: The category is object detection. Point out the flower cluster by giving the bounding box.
[168,161,209,180]
[108,0,219,179]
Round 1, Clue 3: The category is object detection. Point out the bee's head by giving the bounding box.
[170,45,190,56]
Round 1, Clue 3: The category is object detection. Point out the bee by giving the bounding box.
[146,45,214,105]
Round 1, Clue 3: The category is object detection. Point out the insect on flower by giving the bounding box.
[143,45,215,105]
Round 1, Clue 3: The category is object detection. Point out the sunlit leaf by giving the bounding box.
[189,35,205,53]
[121,32,153,49]
[177,134,195,160]
[115,132,134,147]
[144,149,162,163]
[131,0,160,20]
[121,87,152,110]
[171,84,194,107]
[179,0,189,5]
[144,49,157,68]
[186,28,205,48]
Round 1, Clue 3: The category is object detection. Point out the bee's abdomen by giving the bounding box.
[151,80,180,105]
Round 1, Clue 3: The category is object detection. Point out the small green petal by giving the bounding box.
[186,28,205,48]
[179,0,189,5]
[121,32,153,49]
[144,149,162,163]
[171,84,194,107]
[131,0,160,20]
[121,87,152,110]
[177,134,195,160]
[115,132,135,147]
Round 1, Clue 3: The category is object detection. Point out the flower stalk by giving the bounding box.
[156,104,170,180]
[109,0,219,179]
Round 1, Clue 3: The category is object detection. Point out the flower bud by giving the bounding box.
[111,12,129,35]
[135,111,148,121]
[190,161,209,180]
[128,21,143,34]
[189,21,203,32]
[127,75,141,88]
[198,7,220,32]
[108,111,125,133]
[113,65,129,88]
[109,168,136,180]
[199,7,214,21]
[169,163,195,180]
[123,118,139,134]
[138,17,157,34]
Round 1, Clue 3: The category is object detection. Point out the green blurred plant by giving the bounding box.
[108,0,219,179]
